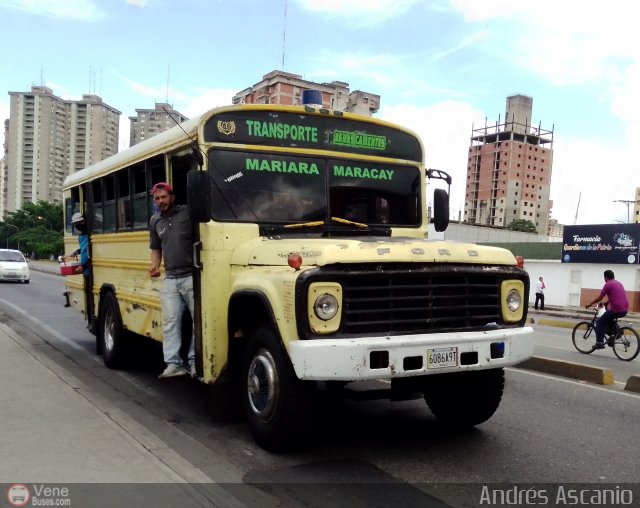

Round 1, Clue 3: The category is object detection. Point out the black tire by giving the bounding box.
[572,321,595,354]
[612,327,640,361]
[423,368,504,427]
[98,291,128,369]
[23,279,30,284]
[242,326,311,452]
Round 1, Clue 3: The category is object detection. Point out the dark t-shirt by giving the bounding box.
[149,205,193,278]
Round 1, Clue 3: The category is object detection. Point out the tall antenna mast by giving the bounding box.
[281,0,287,69]
[574,192,581,225]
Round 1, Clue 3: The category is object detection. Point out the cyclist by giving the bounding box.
[586,269,629,349]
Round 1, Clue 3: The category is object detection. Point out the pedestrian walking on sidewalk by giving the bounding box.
[149,182,196,379]
[535,276,546,310]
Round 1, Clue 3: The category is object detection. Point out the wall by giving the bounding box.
[428,222,559,243]
[524,259,640,311]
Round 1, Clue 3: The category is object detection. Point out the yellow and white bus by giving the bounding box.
[62,103,533,451]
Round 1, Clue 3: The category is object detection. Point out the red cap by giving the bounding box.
[151,182,173,194]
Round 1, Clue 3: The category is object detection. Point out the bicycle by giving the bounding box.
[572,305,640,361]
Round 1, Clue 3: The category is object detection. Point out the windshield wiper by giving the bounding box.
[329,216,368,228]
[282,217,368,230]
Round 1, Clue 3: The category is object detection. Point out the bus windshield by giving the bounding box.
[208,150,421,227]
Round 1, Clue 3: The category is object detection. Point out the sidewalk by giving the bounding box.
[29,259,60,275]
[0,321,211,484]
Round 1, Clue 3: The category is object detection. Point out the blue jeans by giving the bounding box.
[595,310,627,343]
[160,275,195,367]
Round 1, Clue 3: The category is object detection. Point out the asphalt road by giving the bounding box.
[1,271,639,508]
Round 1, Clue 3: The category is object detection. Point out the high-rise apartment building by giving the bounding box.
[232,70,380,116]
[633,187,640,223]
[129,103,188,147]
[464,94,554,234]
[4,86,120,214]
[1,119,7,217]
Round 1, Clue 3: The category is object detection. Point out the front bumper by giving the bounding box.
[0,271,29,281]
[288,326,533,381]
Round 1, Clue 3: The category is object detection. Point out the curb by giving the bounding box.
[535,319,576,330]
[517,356,614,385]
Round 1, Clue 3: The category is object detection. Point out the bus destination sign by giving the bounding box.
[204,110,422,162]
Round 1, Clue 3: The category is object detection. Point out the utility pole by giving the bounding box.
[613,199,640,223]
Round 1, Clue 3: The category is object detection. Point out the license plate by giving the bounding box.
[427,347,458,369]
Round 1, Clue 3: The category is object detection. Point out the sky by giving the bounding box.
[0,0,639,227]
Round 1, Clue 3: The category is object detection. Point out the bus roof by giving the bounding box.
[62,111,205,191]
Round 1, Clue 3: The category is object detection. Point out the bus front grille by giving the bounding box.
[340,272,502,335]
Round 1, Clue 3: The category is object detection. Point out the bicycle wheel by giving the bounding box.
[572,321,595,354]
[612,327,640,361]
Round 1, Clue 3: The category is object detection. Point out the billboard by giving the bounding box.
[562,224,640,264]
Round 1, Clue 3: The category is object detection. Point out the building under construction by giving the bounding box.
[464,95,554,235]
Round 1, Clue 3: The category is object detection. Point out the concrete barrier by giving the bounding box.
[624,375,640,393]
[517,356,614,385]
[536,319,577,330]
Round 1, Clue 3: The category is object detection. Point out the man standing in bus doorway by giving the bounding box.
[149,182,196,378]
[71,212,95,333]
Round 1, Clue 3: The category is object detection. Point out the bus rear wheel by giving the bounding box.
[242,326,310,452]
[98,291,128,369]
[423,368,504,427]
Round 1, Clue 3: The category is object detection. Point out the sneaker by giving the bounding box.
[190,364,197,377]
[593,342,606,350]
[158,364,188,379]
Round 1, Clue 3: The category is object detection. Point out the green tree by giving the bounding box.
[507,219,537,233]
[1,201,64,258]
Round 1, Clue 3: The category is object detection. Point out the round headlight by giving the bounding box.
[314,294,339,320]
[506,289,522,312]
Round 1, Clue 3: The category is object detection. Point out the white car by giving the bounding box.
[0,249,30,283]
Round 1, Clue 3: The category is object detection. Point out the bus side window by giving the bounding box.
[92,179,103,232]
[103,175,116,232]
[116,168,132,231]
[65,189,81,233]
[132,162,148,229]
[170,153,195,205]
[148,155,166,216]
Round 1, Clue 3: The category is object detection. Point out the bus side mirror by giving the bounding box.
[432,188,449,232]
[187,170,212,223]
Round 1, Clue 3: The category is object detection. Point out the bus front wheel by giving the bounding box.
[98,292,128,369]
[242,326,310,452]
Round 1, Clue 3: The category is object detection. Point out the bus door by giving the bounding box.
[170,152,203,377]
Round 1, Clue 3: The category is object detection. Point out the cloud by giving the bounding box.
[550,139,632,225]
[179,88,238,118]
[379,98,633,227]
[126,0,147,6]
[294,0,423,27]
[0,0,105,20]
[449,0,640,86]
[123,78,180,102]
[121,75,235,117]
[380,100,487,219]
[310,51,408,89]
